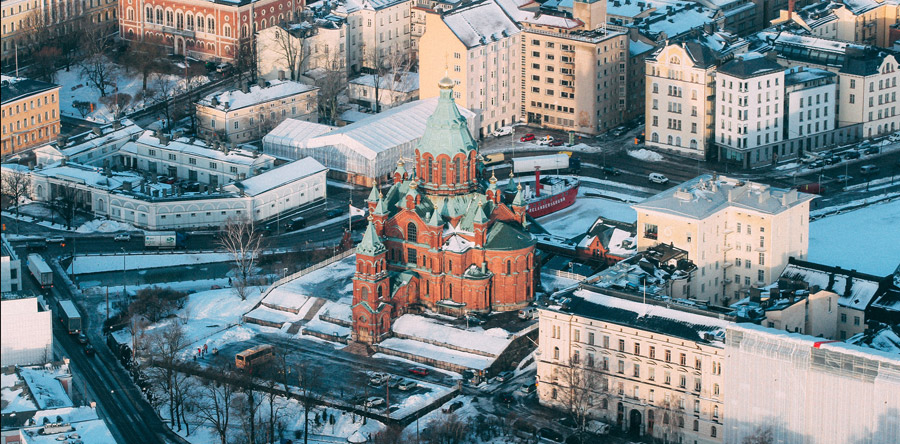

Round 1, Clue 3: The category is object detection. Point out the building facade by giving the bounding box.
[196,79,318,143]
[537,287,730,444]
[632,175,815,305]
[118,0,301,61]
[1,76,61,158]
[341,0,412,74]
[418,0,521,138]
[351,78,536,344]
[0,297,53,367]
[784,66,837,154]
[256,19,348,82]
[1,236,22,294]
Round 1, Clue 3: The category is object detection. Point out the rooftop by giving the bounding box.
[632,174,816,220]
[729,323,900,365]
[198,79,317,112]
[847,325,900,356]
[0,76,59,105]
[129,131,273,167]
[784,66,837,86]
[440,0,521,49]
[349,72,419,93]
[718,53,784,78]
[227,157,327,196]
[780,258,886,312]
[20,418,117,444]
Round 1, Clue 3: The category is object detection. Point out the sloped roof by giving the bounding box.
[718,53,783,78]
[0,76,59,104]
[781,258,885,312]
[441,0,521,49]
[229,157,326,196]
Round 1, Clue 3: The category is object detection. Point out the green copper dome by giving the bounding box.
[416,82,477,159]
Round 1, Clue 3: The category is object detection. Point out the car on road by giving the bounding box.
[611,126,628,137]
[549,139,565,147]
[409,367,429,376]
[46,236,65,243]
[368,372,390,385]
[843,151,861,160]
[364,397,385,408]
[600,166,621,176]
[26,241,47,251]
[536,136,555,146]
[889,133,900,142]
[398,379,417,391]
[837,175,853,183]
[809,160,825,169]
[326,208,345,218]
[800,153,821,163]
[538,427,565,443]
[495,371,513,382]
[497,392,515,405]
[77,333,88,344]
[465,314,484,326]
[824,156,841,165]
[84,344,95,357]
[520,133,536,142]
[442,400,464,413]
[114,233,132,242]
[648,173,669,184]
[860,164,880,175]
[492,126,513,137]
[518,382,536,395]
[864,146,880,155]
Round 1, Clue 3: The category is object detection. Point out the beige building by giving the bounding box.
[772,1,900,49]
[348,72,418,111]
[1,76,61,157]
[632,175,815,305]
[339,0,413,74]
[645,34,747,160]
[537,287,731,443]
[418,0,521,137]
[196,79,318,144]
[256,20,348,82]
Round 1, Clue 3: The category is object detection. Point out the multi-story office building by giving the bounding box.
[1,76,61,157]
[644,33,746,160]
[783,66,837,155]
[632,175,815,305]
[118,0,299,61]
[537,286,731,443]
[714,54,786,168]
[418,0,521,137]
[196,79,318,143]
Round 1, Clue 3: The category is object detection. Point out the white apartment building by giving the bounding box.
[632,175,816,305]
[418,0,521,137]
[1,297,53,366]
[120,131,276,188]
[784,66,837,155]
[257,20,348,82]
[715,54,786,168]
[348,72,419,111]
[537,287,731,443]
[772,0,900,49]
[335,0,412,73]
[724,324,900,444]
[196,79,319,144]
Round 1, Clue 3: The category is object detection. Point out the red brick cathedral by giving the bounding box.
[351,78,537,344]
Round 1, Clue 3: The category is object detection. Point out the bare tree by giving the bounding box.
[742,426,775,444]
[124,37,167,91]
[360,43,410,112]
[149,73,177,132]
[49,184,78,229]
[296,363,324,444]
[217,216,264,301]
[1,168,31,234]
[31,46,62,83]
[316,56,347,125]
[556,358,602,439]
[234,373,265,444]
[78,25,117,97]
[100,93,132,120]
[263,378,288,443]
[172,372,196,435]
[424,413,468,444]
[260,26,307,81]
[145,323,189,426]
[196,378,236,444]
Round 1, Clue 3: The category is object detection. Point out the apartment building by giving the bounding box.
[694,0,758,36]
[340,0,412,73]
[784,66,837,154]
[714,54,786,168]
[626,37,656,124]
[410,0,456,64]
[118,0,298,62]
[644,33,747,160]
[632,175,815,305]
[1,76,61,157]
[537,286,731,443]
[196,79,318,144]
[773,0,900,49]
[418,0,521,137]
[0,297,53,367]
[257,18,348,82]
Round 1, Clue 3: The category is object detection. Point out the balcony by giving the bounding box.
[723,261,734,269]
[723,243,733,252]
[561,58,574,66]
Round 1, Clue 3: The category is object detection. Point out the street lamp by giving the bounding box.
[121,248,127,303]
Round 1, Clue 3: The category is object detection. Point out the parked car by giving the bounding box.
[46,236,65,243]
[364,397,385,408]
[601,166,621,176]
[368,372,390,385]
[800,153,821,163]
[538,427,565,443]
[549,139,565,147]
[409,367,429,376]
[518,307,537,320]
[864,146,880,155]
[326,208,345,218]
[860,164,880,175]
[26,241,47,251]
[889,133,900,142]
[557,417,577,429]
[809,160,825,169]
[843,151,861,160]
[824,156,841,165]
[585,420,611,435]
[536,136,555,146]
[520,133,536,142]
[492,126,513,137]
[611,126,627,137]
[518,382,536,394]
[495,371,513,382]
[648,173,669,184]
[837,175,853,183]
[442,400,464,413]
[465,315,484,326]
[497,392,516,405]
[84,344,95,357]
[114,233,132,242]
[398,380,417,391]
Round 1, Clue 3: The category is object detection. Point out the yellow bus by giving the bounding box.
[235,344,275,372]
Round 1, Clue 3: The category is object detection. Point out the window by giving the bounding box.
[854,316,861,326]
[649,346,655,359]
[618,339,625,352]
[759,253,765,266]
[841,313,847,323]
[693,420,699,431]
[617,360,625,374]
[553,347,559,360]
[644,223,658,240]
[665,349,671,362]
[588,332,595,345]
[680,353,686,366]
[603,336,609,348]
[679,375,686,388]
[714,383,720,396]
[712,426,718,438]
[633,364,640,377]
[407,222,417,243]
[574,330,580,342]
[758,270,765,282]
[664,372,671,385]
[189,158,196,165]
[634,343,640,355]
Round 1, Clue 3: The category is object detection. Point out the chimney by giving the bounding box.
[534,166,541,197]
[123,181,132,192]
[211,96,219,107]
[788,0,795,21]
[278,70,286,81]
[242,82,250,94]
[258,78,266,88]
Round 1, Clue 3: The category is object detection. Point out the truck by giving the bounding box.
[512,153,570,174]
[482,153,505,166]
[144,231,187,249]
[58,299,82,334]
[27,253,53,289]
[795,183,825,195]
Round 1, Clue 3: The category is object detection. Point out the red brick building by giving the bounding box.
[118,0,302,62]
[351,78,538,344]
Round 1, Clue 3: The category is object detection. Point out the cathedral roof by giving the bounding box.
[484,222,534,251]
[367,184,379,202]
[358,218,386,255]
[416,80,477,159]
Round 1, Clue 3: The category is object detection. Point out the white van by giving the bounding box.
[649,173,669,184]
[518,307,537,320]
[585,420,611,435]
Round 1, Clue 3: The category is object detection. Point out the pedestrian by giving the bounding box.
[198,347,202,356]
[228,277,232,285]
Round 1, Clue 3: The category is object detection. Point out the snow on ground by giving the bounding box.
[808,199,900,275]
[244,306,300,326]
[56,59,207,123]
[70,252,231,274]
[76,219,137,233]
[371,354,461,379]
[536,196,637,239]
[391,315,512,356]
[627,148,664,162]
[1,371,38,413]
[81,277,230,295]
[263,255,356,307]
[17,366,74,410]
[378,338,495,370]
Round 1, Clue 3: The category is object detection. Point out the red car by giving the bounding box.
[520,133,535,142]
[549,140,565,147]
[409,367,429,376]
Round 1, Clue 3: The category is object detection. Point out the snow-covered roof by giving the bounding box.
[263,119,335,151]
[730,323,900,365]
[132,131,273,167]
[304,97,476,160]
[198,80,317,112]
[17,365,73,410]
[21,418,117,444]
[629,38,656,57]
[337,0,409,13]
[495,0,583,29]
[60,122,143,158]
[440,0,521,49]
[31,163,140,191]
[629,1,722,40]
[848,326,900,356]
[349,72,419,93]
[229,157,326,196]
[633,174,816,220]
[391,314,513,356]
[784,66,836,86]
[779,260,884,312]
[718,52,784,78]
[443,234,475,253]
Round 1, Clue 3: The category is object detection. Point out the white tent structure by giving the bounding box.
[263,97,479,186]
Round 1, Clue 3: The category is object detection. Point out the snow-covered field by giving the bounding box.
[263,255,356,307]
[391,314,512,356]
[808,199,900,275]
[70,252,231,274]
[537,195,637,239]
[76,219,137,233]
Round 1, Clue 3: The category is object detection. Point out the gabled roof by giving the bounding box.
[718,53,783,78]
[441,0,521,49]
[781,258,885,312]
